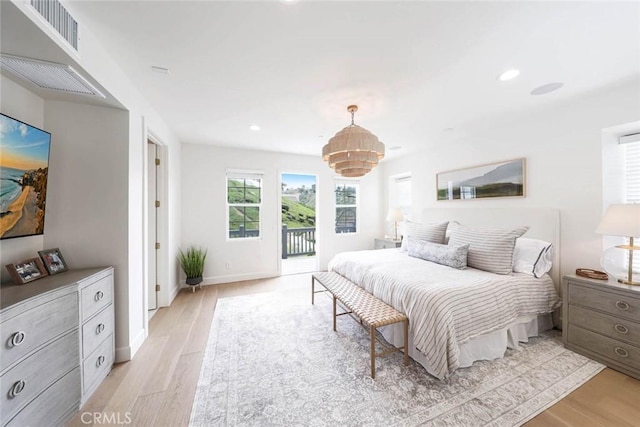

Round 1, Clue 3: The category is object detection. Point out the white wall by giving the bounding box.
[0,76,46,283]
[5,1,183,361]
[380,80,640,283]
[43,100,131,354]
[181,145,382,284]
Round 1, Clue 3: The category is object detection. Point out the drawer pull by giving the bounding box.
[96,323,106,335]
[616,301,630,311]
[614,347,629,358]
[9,380,25,398]
[614,324,629,334]
[96,355,106,367]
[10,331,25,347]
[95,290,105,301]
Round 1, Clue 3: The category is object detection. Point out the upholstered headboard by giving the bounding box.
[421,207,561,288]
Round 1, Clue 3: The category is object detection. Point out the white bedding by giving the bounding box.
[328,248,561,379]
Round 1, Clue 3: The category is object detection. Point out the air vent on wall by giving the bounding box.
[0,55,105,98]
[30,0,79,50]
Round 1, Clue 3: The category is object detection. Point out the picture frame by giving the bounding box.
[436,158,526,201]
[5,257,49,284]
[38,248,69,275]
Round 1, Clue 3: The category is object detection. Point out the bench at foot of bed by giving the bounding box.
[311,271,409,379]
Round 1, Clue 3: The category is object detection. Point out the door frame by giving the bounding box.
[278,170,320,275]
[142,123,169,332]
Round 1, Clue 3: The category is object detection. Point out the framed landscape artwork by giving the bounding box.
[0,113,51,239]
[437,158,525,201]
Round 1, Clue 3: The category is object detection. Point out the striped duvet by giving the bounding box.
[328,248,561,379]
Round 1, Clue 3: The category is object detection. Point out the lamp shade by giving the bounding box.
[386,208,404,222]
[595,204,640,237]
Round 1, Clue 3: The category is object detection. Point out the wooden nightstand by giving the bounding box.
[374,238,402,250]
[563,274,640,380]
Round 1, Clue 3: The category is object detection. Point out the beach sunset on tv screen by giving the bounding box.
[0,113,51,239]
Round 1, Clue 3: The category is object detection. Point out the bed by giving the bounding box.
[327,207,562,380]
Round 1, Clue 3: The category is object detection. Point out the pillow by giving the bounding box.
[444,221,461,244]
[513,237,553,278]
[447,225,529,274]
[400,221,449,251]
[406,238,469,269]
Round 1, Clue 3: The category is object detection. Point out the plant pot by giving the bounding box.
[186,276,203,286]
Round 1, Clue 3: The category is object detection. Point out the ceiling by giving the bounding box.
[15,1,640,158]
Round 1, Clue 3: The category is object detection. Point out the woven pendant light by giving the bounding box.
[322,105,385,177]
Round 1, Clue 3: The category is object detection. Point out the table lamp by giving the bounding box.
[595,204,640,285]
[386,208,404,241]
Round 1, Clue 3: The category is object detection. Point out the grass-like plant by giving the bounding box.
[178,246,207,279]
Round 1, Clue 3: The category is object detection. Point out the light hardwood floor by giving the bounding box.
[68,274,640,426]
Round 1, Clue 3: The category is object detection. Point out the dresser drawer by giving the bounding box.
[569,304,640,345]
[82,334,113,393]
[1,293,78,372]
[80,274,113,321]
[568,325,640,368]
[82,305,114,358]
[567,282,640,322]
[5,366,80,427]
[0,329,79,425]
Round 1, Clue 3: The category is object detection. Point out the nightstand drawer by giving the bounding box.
[568,325,640,368]
[374,238,401,249]
[567,281,640,322]
[569,305,640,345]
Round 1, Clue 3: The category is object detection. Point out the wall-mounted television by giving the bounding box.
[0,113,51,240]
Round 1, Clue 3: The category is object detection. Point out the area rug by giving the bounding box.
[189,289,604,426]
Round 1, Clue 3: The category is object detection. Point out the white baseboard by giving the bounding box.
[115,328,146,363]
[179,271,280,288]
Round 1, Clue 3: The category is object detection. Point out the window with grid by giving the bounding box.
[335,180,358,234]
[227,173,262,239]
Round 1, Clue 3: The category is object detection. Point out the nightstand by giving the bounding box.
[374,238,402,249]
[563,274,640,380]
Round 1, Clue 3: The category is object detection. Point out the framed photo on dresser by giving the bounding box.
[38,248,68,275]
[5,257,49,284]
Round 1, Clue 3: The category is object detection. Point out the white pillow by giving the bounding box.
[513,237,553,278]
[400,221,449,251]
[447,225,529,275]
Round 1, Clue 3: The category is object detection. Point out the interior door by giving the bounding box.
[147,141,158,310]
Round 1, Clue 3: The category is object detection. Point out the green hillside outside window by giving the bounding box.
[227,176,262,239]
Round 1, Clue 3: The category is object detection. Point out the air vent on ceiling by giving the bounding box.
[0,55,105,98]
[30,0,78,51]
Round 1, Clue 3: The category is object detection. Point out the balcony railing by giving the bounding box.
[282,225,315,259]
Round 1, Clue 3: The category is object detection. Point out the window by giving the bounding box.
[624,138,640,203]
[335,180,358,234]
[227,172,262,239]
[389,173,412,219]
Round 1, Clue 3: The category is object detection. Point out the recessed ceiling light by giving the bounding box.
[151,65,170,74]
[530,82,564,96]
[498,69,520,81]
[249,125,261,131]
[389,146,402,151]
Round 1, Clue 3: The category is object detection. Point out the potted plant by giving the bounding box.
[178,246,207,292]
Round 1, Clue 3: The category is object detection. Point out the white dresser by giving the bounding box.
[0,267,114,426]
